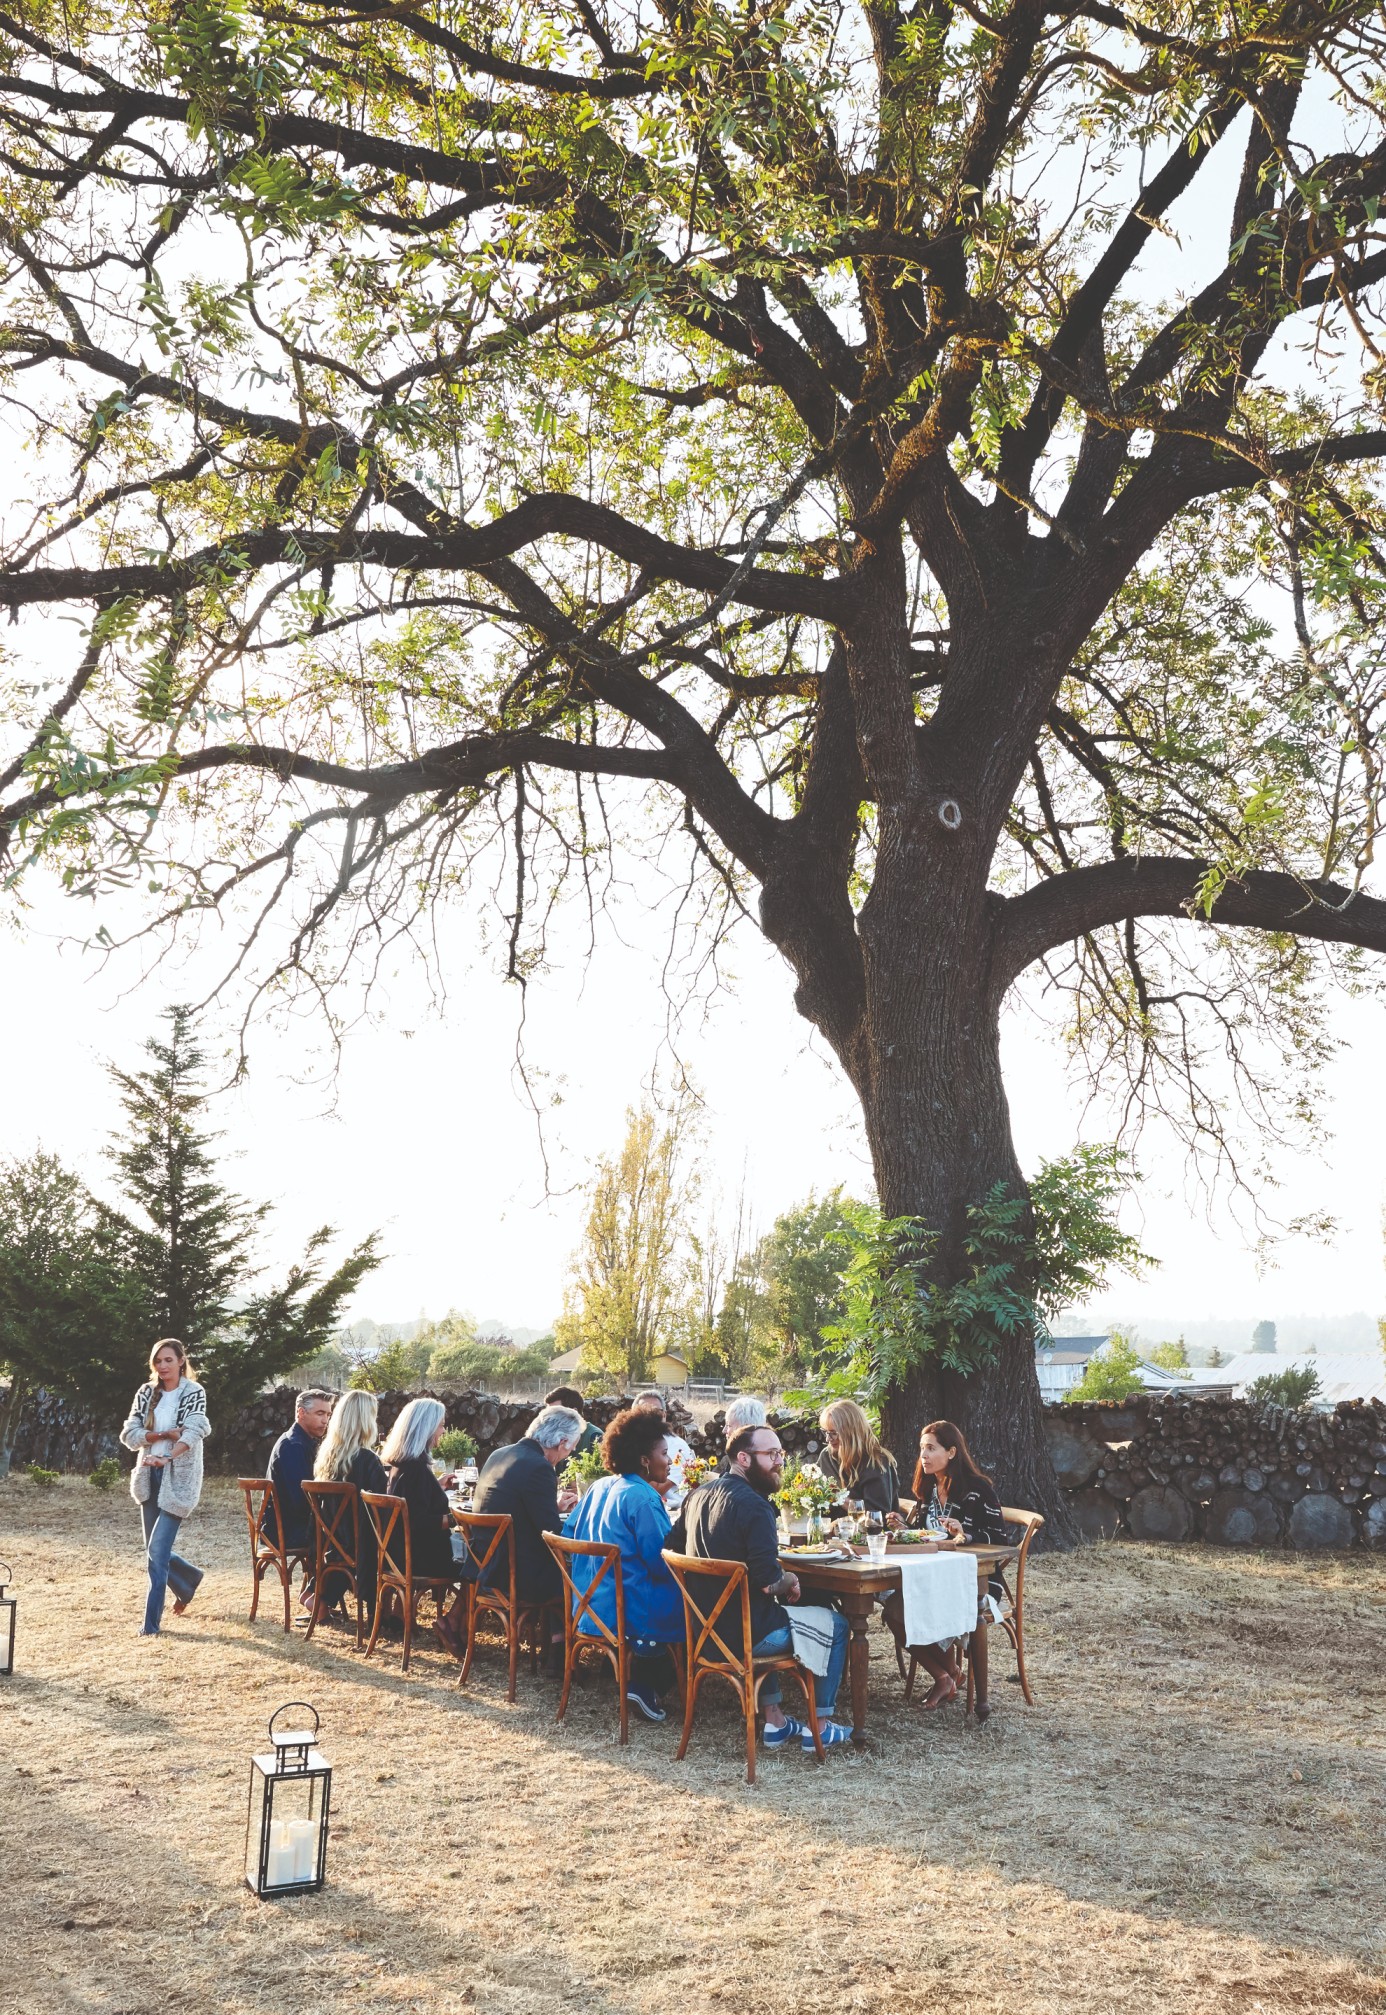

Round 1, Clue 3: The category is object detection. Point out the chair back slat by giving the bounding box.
[661,1552,753,1677]
[544,1534,622,1653]
[361,1490,412,1588]
[303,1480,359,1574]
[455,1511,516,1609]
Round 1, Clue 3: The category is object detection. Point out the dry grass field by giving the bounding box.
[3,1475,1385,2015]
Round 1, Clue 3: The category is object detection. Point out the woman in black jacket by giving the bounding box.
[381,1397,470,1652]
[314,1390,389,1621]
[817,1399,900,1519]
[887,1419,1008,1709]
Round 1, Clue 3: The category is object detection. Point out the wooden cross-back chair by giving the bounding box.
[455,1510,557,1702]
[544,1533,632,1743]
[359,1491,455,1673]
[901,1507,1044,1709]
[661,1550,824,1784]
[238,1478,309,1634]
[301,1481,364,1647]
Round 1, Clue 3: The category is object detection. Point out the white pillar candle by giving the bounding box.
[288,1818,317,1883]
[265,1819,295,1887]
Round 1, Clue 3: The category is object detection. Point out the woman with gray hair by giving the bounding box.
[472,1404,582,1641]
[382,1397,470,1651]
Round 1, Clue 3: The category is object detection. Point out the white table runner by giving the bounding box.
[897,1551,977,1647]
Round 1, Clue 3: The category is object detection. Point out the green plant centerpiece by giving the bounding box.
[561,1439,607,1494]
[435,1428,478,1469]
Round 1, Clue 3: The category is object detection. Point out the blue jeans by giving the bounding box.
[753,1612,849,1719]
[140,1466,201,1633]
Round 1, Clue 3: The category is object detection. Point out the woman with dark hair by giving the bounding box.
[561,1406,684,1723]
[884,1419,1007,1709]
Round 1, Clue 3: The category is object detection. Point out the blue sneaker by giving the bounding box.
[803,1720,854,1752]
[625,1683,667,1723]
[762,1715,804,1749]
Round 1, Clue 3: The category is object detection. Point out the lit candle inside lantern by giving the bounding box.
[266,1819,296,1887]
[288,1818,316,1882]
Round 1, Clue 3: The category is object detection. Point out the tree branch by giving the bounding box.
[997,854,1386,987]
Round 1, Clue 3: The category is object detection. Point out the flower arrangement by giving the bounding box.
[681,1455,718,1492]
[773,1463,836,1516]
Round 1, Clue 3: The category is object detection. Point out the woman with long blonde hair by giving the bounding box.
[314,1389,387,1622]
[817,1399,900,1518]
[119,1338,211,1636]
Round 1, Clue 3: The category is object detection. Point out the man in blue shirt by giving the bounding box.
[267,1388,335,1552]
[669,1424,851,1753]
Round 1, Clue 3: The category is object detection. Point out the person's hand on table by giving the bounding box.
[885,1512,905,1530]
[557,1487,578,1514]
[942,1517,965,1538]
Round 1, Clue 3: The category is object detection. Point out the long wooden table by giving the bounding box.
[778,1542,1016,1740]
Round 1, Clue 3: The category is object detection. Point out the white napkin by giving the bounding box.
[898,1552,976,1647]
[787,1604,839,1678]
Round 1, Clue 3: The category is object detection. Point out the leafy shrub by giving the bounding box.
[1065,1334,1146,1404]
[89,1457,122,1490]
[28,1464,59,1488]
[1244,1365,1321,1410]
[436,1428,477,1467]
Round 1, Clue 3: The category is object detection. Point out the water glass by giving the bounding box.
[866,1531,889,1565]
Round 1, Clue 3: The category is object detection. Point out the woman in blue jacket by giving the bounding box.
[563,1406,684,1722]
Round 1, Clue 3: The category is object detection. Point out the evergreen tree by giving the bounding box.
[1252,1321,1278,1354]
[102,1008,382,1409]
[0,1151,142,1472]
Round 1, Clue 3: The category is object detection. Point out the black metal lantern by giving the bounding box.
[0,1561,14,1676]
[245,1702,331,1898]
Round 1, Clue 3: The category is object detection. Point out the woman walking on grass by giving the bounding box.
[119,1339,211,1637]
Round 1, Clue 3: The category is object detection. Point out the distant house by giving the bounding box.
[1035,1336,1108,1399]
[649,1348,690,1389]
[1217,1349,1386,1406]
[1036,1333,1235,1400]
[546,1344,584,1376]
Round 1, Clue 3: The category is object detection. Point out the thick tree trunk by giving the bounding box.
[857,983,1077,1544]
[836,785,1077,1544]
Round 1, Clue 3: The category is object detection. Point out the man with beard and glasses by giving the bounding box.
[668,1425,852,1752]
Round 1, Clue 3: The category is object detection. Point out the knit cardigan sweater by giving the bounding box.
[120,1378,211,1520]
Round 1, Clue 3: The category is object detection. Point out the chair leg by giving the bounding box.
[617,1641,629,1747]
[507,1609,520,1703]
[904,1652,920,1702]
[303,1553,324,1642]
[458,1589,478,1687]
[401,1587,417,1673]
[743,1675,757,1786]
[965,1639,975,1715]
[556,1631,577,1724]
[279,1555,294,1634]
[1010,1615,1034,1704]
[795,1666,825,1764]
[248,1555,263,1624]
[675,1668,701,1762]
[364,1581,386,1660]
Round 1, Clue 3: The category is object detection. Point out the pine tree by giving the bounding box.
[102,1008,382,1408]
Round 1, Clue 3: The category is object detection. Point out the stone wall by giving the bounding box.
[12,1379,1385,1549]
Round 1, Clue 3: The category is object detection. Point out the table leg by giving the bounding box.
[970,1616,990,1721]
[838,1588,875,1744]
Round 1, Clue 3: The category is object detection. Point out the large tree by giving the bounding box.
[4,0,1386,1525]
